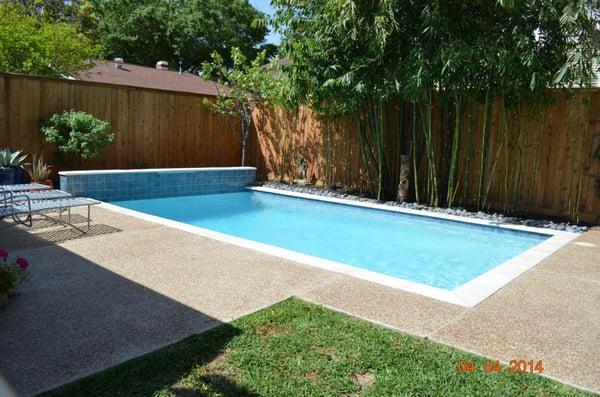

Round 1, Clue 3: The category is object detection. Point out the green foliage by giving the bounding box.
[274,0,598,113]
[6,0,98,38]
[201,48,277,165]
[0,5,99,77]
[271,0,599,202]
[93,0,273,71]
[0,149,27,169]
[41,110,114,160]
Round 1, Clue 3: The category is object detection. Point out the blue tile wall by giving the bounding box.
[59,168,256,202]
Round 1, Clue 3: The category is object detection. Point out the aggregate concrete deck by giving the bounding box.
[0,207,598,395]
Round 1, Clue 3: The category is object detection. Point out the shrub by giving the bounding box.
[41,110,114,160]
[0,249,30,296]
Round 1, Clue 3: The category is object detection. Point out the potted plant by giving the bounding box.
[0,249,30,308]
[0,149,28,185]
[24,155,53,188]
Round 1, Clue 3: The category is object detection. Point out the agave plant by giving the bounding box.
[0,149,27,169]
[24,155,52,182]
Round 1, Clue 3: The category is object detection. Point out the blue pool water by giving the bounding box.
[112,191,549,290]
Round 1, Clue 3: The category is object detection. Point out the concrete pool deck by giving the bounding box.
[0,206,598,395]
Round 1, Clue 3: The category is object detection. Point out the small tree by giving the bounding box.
[41,110,114,160]
[201,48,275,166]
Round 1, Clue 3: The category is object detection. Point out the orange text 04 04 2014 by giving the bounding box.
[456,359,544,374]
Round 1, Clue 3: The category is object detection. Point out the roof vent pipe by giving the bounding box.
[156,61,169,70]
[114,58,124,69]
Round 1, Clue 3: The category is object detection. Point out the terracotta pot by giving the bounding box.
[37,179,53,188]
[30,179,53,190]
[0,292,8,309]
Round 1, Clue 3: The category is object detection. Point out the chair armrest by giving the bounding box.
[10,194,31,213]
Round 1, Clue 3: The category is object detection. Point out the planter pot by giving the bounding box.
[0,168,13,185]
[0,292,8,309]
[32,179,53,189]
[13,167,24,184]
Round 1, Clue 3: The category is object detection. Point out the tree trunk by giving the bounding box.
[240,110,252,167]
[240,126,247,167]
[397,154,411,202]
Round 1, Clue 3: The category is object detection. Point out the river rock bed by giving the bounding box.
[256,181,587,233]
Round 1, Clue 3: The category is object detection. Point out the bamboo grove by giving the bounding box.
[269,0,599,217]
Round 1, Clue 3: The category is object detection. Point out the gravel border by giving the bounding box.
[256,181,587,233]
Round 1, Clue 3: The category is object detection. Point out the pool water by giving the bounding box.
[112,191,548,290]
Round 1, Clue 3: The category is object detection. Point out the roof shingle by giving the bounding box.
[76,60,219,95]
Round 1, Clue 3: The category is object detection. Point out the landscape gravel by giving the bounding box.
[257,181,587,233]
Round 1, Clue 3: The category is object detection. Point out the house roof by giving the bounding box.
[75,60,219,96]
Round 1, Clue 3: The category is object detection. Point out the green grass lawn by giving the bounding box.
[41,298,590,397]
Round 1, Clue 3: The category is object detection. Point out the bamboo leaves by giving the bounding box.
[271,0,599,213]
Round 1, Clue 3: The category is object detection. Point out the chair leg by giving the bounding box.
[11,213,32,228]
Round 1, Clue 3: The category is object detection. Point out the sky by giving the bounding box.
[249,0,281,45]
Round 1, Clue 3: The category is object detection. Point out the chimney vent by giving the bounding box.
[114,57,124,69]
[156,61,169,70]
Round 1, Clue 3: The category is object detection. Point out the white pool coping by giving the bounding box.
[99,186,579,308]
[60,166,256,176]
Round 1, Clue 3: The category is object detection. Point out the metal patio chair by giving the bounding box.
[1,190,99,233]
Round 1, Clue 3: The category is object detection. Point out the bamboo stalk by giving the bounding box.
[461,100,474,206]
[527,109,543,211]
[501,99,509,210]
[424,92,438,206]
[483,138,504,210]
[410,102,420,203]
[476,93,491,209]
[377,99,387,199]
[371,99,384,200]
[396,101,407,201]
[446,94,462,207]
[355,109,377,194]
[439,92,452,204]
[509,106,525,211]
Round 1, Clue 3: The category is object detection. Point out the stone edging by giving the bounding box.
[256,181,587,233]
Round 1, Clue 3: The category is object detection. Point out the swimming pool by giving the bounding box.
[110,188,560,296]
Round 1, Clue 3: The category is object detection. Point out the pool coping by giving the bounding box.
[60,166,256,176]
[98,186,579,308]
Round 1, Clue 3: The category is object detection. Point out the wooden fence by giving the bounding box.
[0,73,261,172]
[1,73,598,223]
[254,93,600,223]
